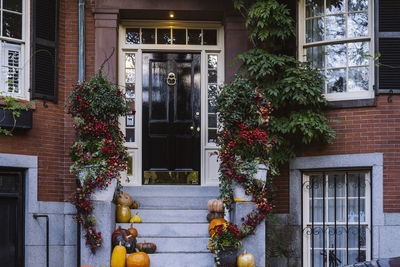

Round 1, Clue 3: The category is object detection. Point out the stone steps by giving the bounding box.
[117,186,218,267]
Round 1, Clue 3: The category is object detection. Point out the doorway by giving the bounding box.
[0,169,25,267]
[142,53,201,184]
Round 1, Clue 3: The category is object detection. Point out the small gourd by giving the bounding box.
[208,218,227,236]
[128,223,138,237]
[131,201,139,209]
[117,192,133,207]
[207,199,224,212]
[206,212,224,222]
[136,241,157,254]
[237,252,255,267]
[130,213,142,223]
[126,252,150,267]
[110,243,127,267]
[116,204,131,223]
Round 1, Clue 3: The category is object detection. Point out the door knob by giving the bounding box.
[190,126,195,131]
[196,127,200,132]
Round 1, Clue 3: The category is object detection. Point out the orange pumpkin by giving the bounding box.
[207,199,224,212]
[131,201,139,209]
[126,252,150,267]
[117,192,133,207]
[208,218,227,236]
[128,223,138,237]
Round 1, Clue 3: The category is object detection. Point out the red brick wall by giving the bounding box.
[0,0,96,202]
[275,95,400,213]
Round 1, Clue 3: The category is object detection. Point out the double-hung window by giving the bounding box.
[299,0,374,101]
[0,0,27,100]
[302,171,371,267]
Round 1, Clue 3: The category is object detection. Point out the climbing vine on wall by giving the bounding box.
[68,69,131,253]
[216,0,335,239]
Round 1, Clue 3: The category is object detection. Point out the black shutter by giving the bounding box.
[31,0,59,102]
[376,0,400,94]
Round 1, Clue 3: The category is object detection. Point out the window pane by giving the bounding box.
[208,129,217,143]
[348,199,366,222]
[348,0,368,12]
[3,12,22,39]
[208,84,218,98]
[142,28,155,44]
[188,29,201,45]
[348,12,368,38]
[309,175,324,198]
[312,226,324,248]
[125,68,135,84]
[348,173,366,197]
[348,226,367,248]
[309,199,323,223]
[208,114,217,128]
[328,199,345,222]
[326,0,345,14]
[311,250,324,267]
[328,173,345,197]
[173,29,186,44]
[328,226,347,248]
[348,42,369,66]
[126,129,135,142]
[203,29,217,45]
[157,29,171,44]
[126,28,140,44]
[208,55,218,69]
[326,15,345,40]
[348,250,366,264]
[328,250,347,266]
[306,17,324,43]
[307,46,325,68]
[327,68,346,93]
[125,84,135,99]
[4,0,22,12]
[126,54,135,69]
[126,115,135,127]
[306,0,324,17]
[208,100,216,113]
[208,70,217,83]
[349,67,369,91]
[327,44,346,68]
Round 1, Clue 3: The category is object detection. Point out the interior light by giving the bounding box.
[169,12,174,18]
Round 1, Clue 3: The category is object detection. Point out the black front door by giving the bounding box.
[0,170,24,267]
[143,53,201,184]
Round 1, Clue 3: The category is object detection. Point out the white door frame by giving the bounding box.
[118,20,224,186]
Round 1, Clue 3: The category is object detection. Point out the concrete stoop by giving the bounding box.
[121,185,219,267]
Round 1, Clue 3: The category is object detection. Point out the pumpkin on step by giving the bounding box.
[110,244,126,267]
[117,192,133,207]
[127,252,150,267]
[208,218,227,236]
[130,213,142,223]
[116,204,131,223]
[237,252,255,267]
[136,242,157,254]
[207,199,224,213]
[206,212,224,222]
[112,226,137,253]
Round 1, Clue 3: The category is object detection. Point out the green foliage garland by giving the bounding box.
[68,69,131,253]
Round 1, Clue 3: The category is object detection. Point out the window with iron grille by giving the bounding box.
[302,171,371,267]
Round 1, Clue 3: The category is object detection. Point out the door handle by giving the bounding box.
[167,72,176,86]
[196,127,200,132]
[190,126,195,131]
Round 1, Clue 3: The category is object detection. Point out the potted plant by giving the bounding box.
[209,222,242,267]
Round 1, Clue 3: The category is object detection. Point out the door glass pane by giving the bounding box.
[125,83,135,98]
[173,29,186,44]
[208,70,217,83]
[125,129,135,143]
[126,28,140,44]
[157,29,171,44]
[208,55,218,69]
[143,171,199,185]
[3,12,22,39]
[142,28,155,44]
[203,30,217,45]
[208,84,218,98]
[208,129,217,143]
[187,29,201,45]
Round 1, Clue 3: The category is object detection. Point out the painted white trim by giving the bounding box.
[297,0,374,102]
[119,21,224,186]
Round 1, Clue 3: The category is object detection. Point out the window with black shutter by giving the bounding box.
[376,0,400,94]
[32,0,59,102]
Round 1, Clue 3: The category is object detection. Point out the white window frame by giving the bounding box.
[302,170,372,267]
[0,0,30,100]
[298,0,374,101]
[118,20,224,186]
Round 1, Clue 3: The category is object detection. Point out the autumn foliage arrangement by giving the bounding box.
[68,69,131,253]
